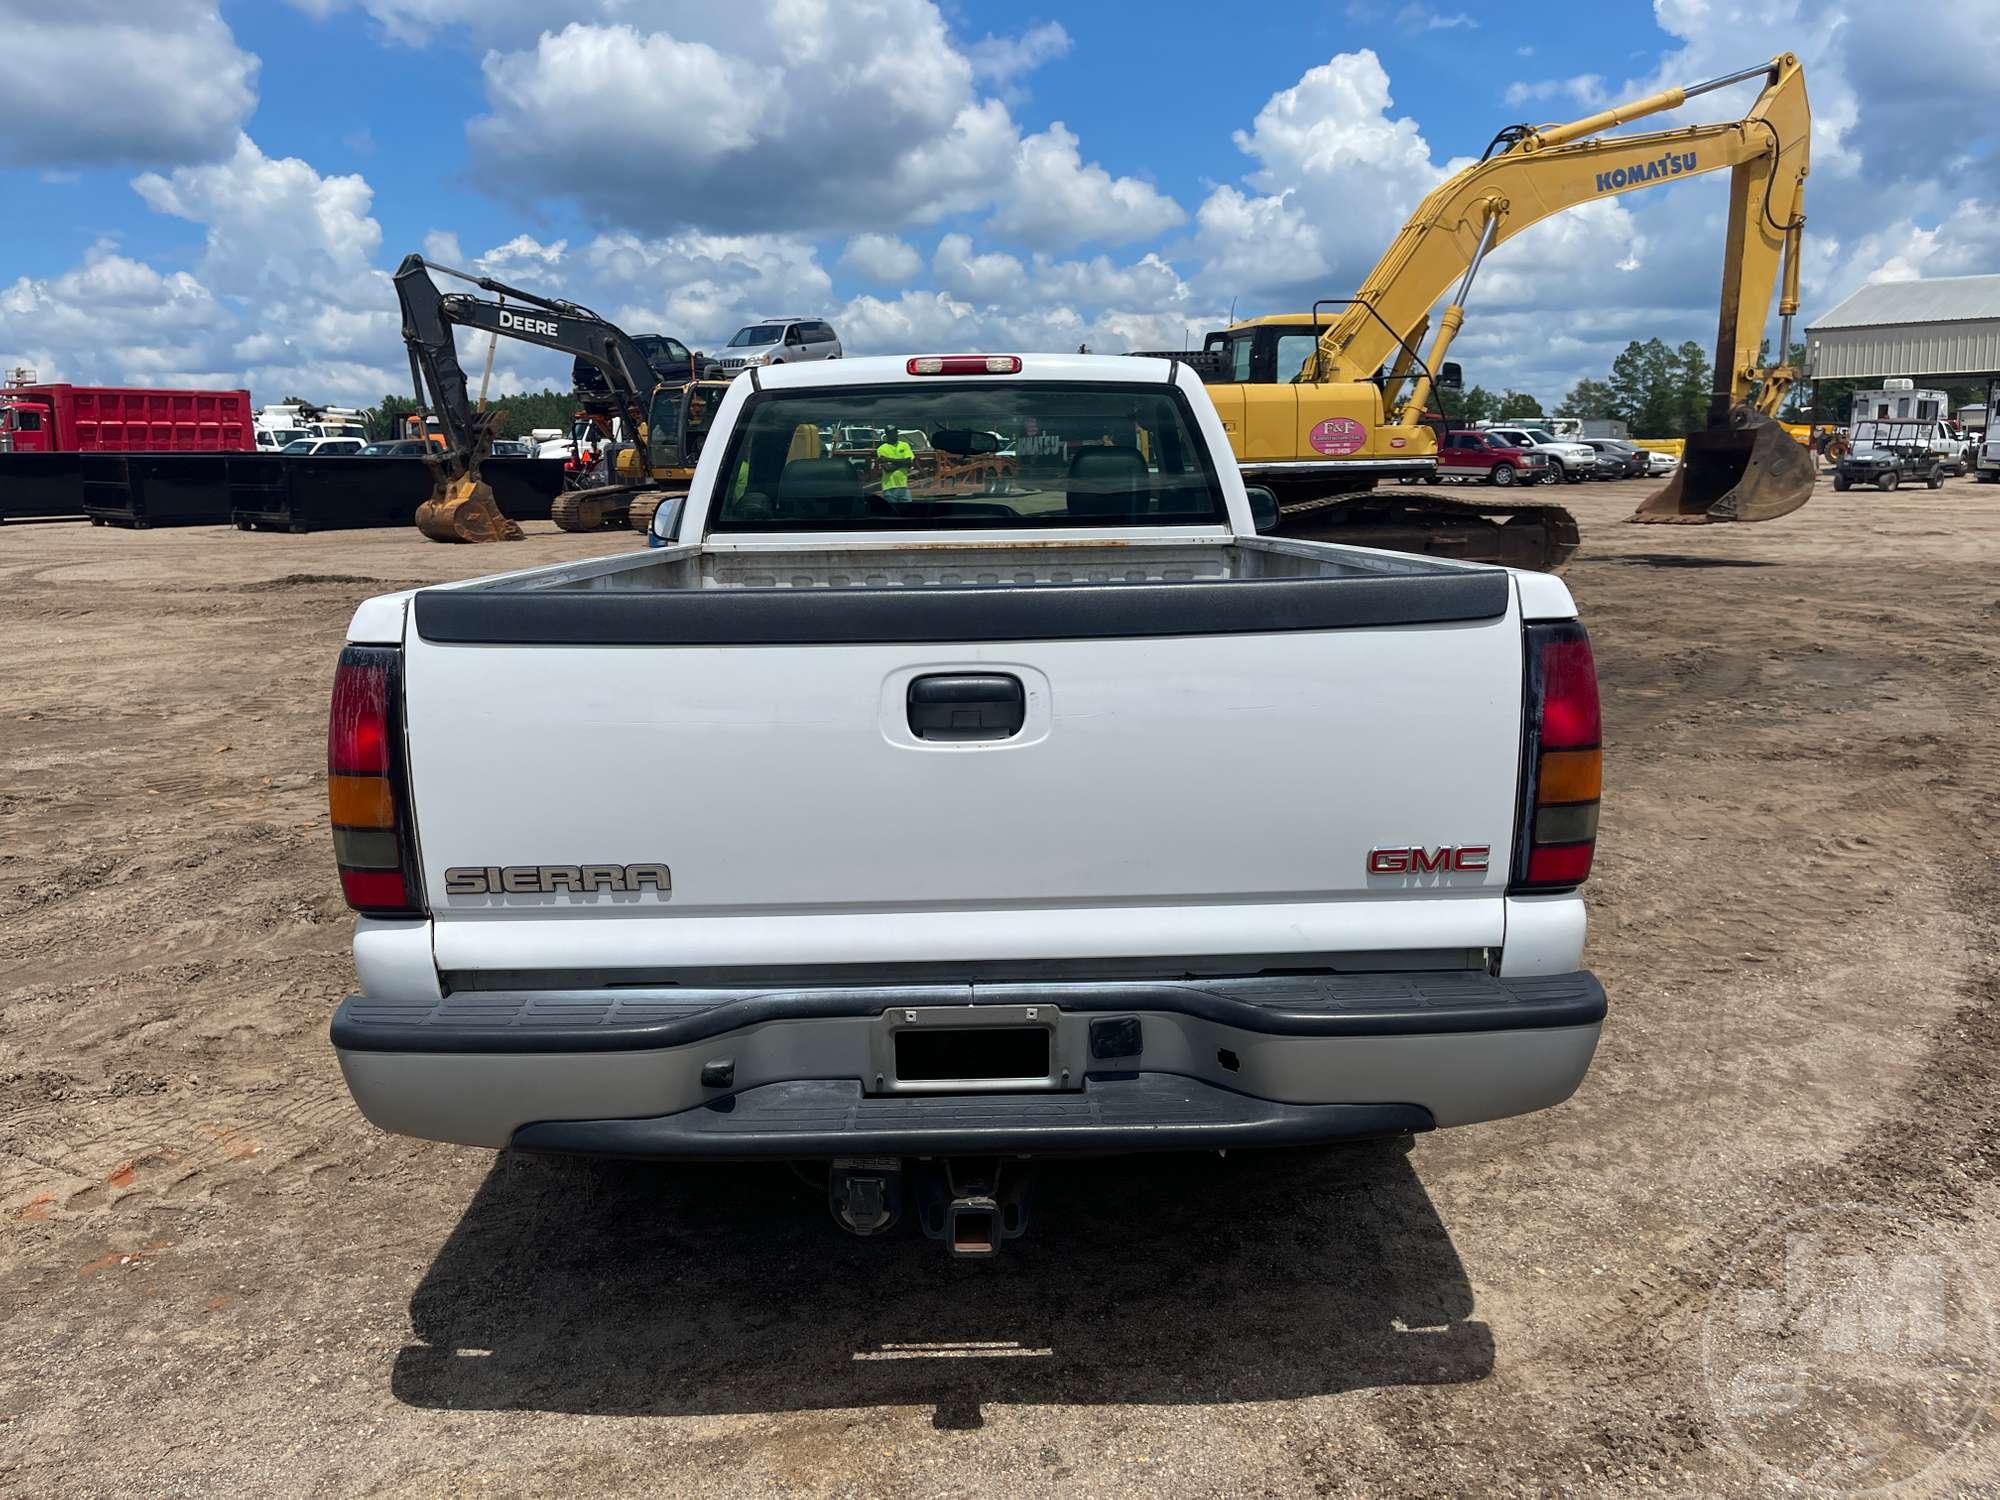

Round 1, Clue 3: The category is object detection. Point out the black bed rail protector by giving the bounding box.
[509,1075,1434,1158]
[332,970,1604,1054]
[412,569,1510,646]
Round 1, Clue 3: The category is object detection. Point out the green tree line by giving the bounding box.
[363,389,580,441]
[1559,338,1821,436]
[1441,386,1545,423]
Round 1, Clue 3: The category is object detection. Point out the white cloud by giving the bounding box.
[932,234,1031,303]
[16,0,2000,417]
[0,0,256,167]
[463,3,1001,235]
[3,139,407,405]
[135,137,384,300]
[582,231,834,352]
[1192,50,1440,301]
[986,123,1185,250]
[839,234,924,285]
[388,3,1168,251]
[966,21,1071,83]
[1503,74,1609,109]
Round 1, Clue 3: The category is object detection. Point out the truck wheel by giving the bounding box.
[1491,463,1515,486]
[1877,471,1899,492]
[1833,474,1850,491]
[1927,470,1944,490]
[1564,465,1586,484]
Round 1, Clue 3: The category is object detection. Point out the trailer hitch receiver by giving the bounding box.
[917,1159,1030,1258]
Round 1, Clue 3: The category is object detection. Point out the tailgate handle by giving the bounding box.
[908,674,1026,742]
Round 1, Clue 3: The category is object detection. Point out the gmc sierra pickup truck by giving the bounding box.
[328,353,1605,1255]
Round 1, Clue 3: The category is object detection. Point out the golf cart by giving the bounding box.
[1833,421,1946,492]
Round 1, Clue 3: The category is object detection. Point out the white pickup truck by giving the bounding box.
[327,353,1605,1254]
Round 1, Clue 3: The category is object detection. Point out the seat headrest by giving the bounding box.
[778,457,864,518]
[1066,445,1150,517]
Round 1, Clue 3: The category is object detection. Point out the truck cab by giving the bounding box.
[1437,428,1550,485]
[0,396,51,453]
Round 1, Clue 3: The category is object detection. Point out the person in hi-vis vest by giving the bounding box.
[876,426,914,502]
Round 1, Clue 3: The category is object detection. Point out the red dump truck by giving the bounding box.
[0,384,254,454]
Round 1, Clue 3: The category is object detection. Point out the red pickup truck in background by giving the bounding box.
[1437,428,1552,486]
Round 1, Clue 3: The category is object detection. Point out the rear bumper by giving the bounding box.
[332,971,1605,1155]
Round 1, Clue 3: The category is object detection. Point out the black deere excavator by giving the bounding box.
[393,254,726,541]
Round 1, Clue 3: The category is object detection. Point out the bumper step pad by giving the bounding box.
[510,1073,1432,1158]
[335,971,1606,1053]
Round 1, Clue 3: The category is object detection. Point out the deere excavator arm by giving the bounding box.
[393,255,657,454]
[393,254,679,541]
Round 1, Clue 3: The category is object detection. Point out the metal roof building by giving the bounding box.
[1806,275,2000,380]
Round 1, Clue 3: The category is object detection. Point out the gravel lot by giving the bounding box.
[3,476,1998,1495]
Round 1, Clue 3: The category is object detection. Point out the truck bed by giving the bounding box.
[453,536,1452,592]
[410,537,1509,647]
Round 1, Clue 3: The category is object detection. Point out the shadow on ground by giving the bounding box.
[392,1140,1488,1426]
[1602,553,1780,569]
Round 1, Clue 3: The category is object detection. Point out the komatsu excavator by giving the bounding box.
[1153,53,1813,570]
[393,254,725,541]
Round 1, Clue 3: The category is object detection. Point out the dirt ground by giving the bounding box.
[3,476,1998,1496]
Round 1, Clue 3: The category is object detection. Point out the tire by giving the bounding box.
[1563,464,1586,484]
[1833,474,1850,491]
[1490,463,1516,486]
[1877,471,1899,492]
[1928,470,1944,490]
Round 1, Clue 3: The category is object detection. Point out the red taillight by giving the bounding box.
[328,655,390,773]
[328,645,423,916]
[1513,622,1601,892]
[1538,635,1600,749]
[907,355,1022,375]
[339,868,411,911]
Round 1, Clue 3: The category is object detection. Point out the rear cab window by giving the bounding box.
[707,381,1226,532]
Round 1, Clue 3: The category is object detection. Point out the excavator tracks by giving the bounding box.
[551,484,637,533]
[1273,486,1581,572]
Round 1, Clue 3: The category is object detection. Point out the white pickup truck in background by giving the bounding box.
[326,353,1606,1255]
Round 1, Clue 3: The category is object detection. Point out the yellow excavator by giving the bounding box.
[393,254,727,541]
[1152,53,1814,569]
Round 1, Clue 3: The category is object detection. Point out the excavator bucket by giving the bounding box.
[415,473,523,543]
[1629,403,1816,525]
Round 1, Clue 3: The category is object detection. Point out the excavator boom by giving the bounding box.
[1289,53,1813,543]
[1159,55,1815,568]
[394,254,685,541]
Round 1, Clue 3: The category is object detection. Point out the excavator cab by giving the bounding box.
[1631,403,1816,524]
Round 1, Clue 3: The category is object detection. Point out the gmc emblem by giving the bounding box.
[1367,845,1490,875]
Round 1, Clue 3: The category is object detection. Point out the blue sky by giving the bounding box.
[2,0,1993,409]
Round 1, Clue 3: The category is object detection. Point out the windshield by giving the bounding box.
[729,325,784,347]
[281,439,316,452]
[1523,429,1560,444]
[709,381,1224,532]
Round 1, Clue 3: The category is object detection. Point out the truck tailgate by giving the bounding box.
[400,572,1525,976]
